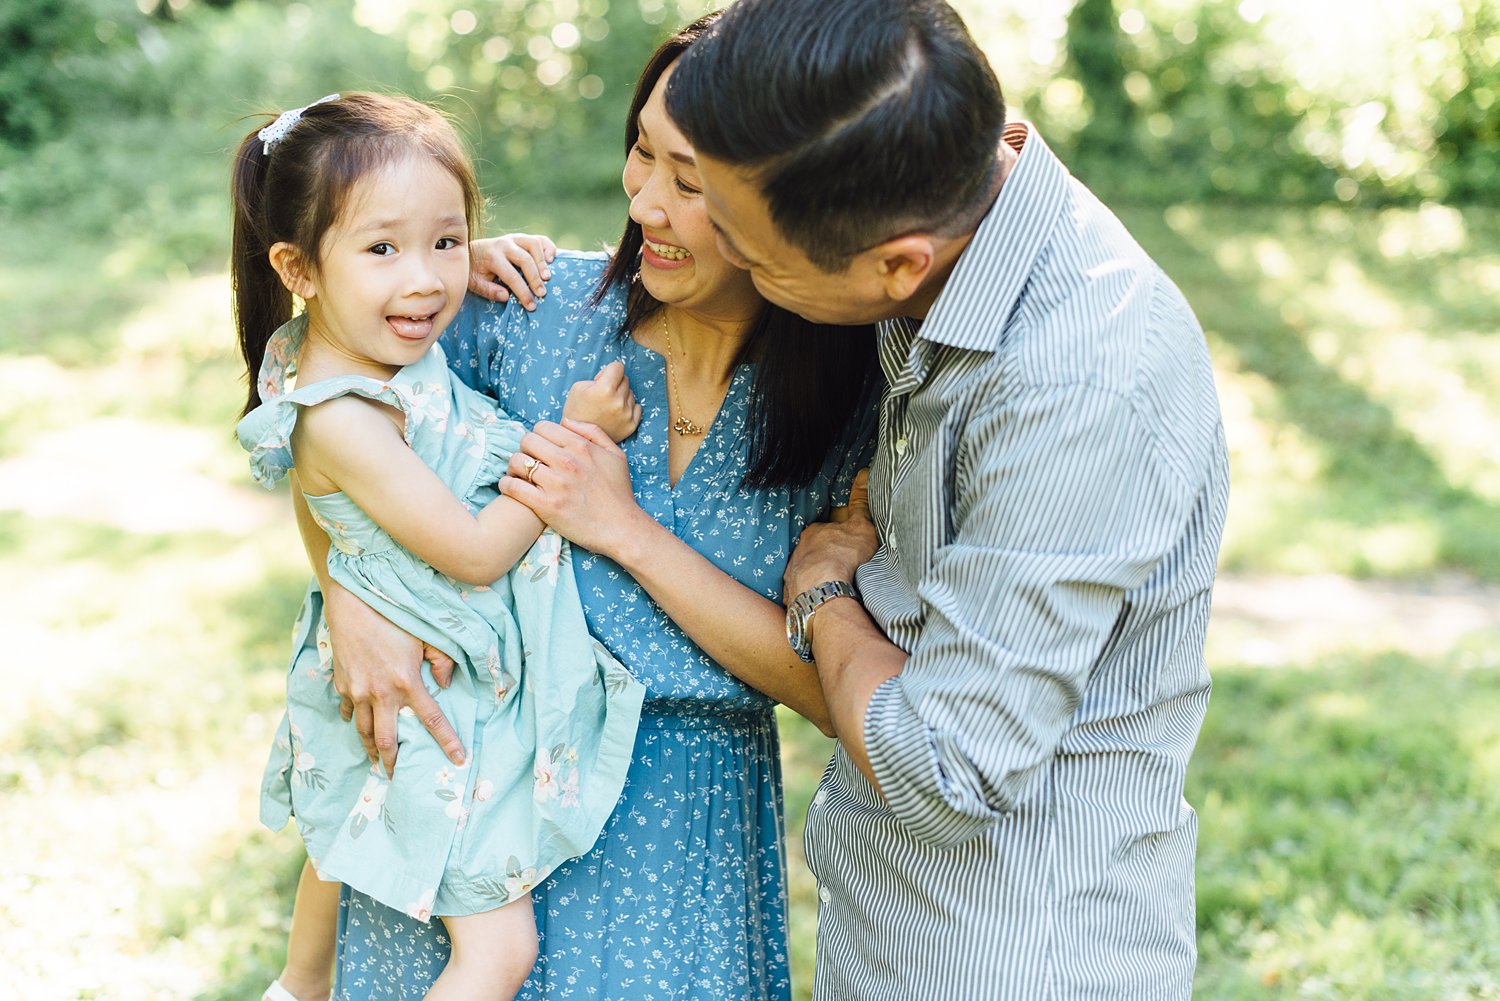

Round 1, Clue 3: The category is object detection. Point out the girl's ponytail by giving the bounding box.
[230,128,294,417]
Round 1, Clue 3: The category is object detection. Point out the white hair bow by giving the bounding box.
[258,93,340,155]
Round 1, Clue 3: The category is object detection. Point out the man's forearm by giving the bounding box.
[810,597,907,793]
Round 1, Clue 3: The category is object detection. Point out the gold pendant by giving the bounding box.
[673,415,705,436]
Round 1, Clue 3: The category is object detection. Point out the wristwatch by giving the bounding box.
[785,580,860,663]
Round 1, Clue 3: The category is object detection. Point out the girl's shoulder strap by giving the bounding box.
[236,345,453,489]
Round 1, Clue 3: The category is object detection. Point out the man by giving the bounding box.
[667,1,1230,998]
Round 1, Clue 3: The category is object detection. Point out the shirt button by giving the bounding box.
[894,437,908,456]
[819,885,831,904]
[813,789,827,808]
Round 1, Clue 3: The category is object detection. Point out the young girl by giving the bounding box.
[230,92,646,1001]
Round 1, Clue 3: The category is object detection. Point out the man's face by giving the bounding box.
[694,152,897,326]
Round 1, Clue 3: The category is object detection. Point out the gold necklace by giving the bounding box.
[662,311,705,437]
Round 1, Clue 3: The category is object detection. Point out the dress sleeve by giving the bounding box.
[441,253,618,400]
[441,294,510,392]
[862,381,1199,848]
[236,398,297,488]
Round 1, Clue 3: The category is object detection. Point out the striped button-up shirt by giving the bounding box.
[805,124,1230,1000]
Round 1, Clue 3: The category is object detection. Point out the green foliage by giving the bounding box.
[363,0,715,202]
[0,0,134,147]
[1433,0,1500,201]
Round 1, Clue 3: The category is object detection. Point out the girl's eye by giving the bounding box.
[436,236,463,250]
[369,242,395,256]
[633,143,654,161]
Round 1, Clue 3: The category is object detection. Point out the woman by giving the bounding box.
[316,14,881,1000]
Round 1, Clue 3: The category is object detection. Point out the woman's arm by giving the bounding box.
[501,418,837,733]
[295,395,544,585]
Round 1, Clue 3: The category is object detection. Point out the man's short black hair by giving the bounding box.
[667,0,1005,271]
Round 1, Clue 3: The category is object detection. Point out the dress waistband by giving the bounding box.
[638,700,777,732]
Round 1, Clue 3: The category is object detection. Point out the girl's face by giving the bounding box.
[623,66,760,322]
[299,152,470,374]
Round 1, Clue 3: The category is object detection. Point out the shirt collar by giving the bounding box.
[909,123,1070,353]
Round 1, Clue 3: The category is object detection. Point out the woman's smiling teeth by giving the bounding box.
[646,238,692,261]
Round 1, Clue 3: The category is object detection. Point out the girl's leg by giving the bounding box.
[268,860,339,1001]
[425,896,539,1001]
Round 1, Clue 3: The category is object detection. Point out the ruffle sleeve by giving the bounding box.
[236,374,420,489]
[237,396,299,488]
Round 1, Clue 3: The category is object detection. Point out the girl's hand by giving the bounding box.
[562,360,642,443]
[469,233,557,310]
[501,417,655,558]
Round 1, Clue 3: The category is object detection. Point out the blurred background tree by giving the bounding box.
[5,0,1497,269]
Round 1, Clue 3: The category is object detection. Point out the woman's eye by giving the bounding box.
[369,242,395,256]
[633,143,654,161]
[675,178,701,196]
[436,236,463,250]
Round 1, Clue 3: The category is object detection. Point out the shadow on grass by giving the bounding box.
[1123,206,1500,580]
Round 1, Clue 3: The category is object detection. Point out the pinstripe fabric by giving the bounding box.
[805,124,1230,1000]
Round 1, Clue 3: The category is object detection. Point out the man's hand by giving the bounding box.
[323,581,466,776]
[785,469,877,601]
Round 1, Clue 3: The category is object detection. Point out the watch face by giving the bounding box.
[786,603,806,646]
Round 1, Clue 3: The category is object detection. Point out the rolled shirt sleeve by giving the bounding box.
[863,380,1197,848]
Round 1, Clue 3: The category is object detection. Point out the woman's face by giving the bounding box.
[623,66,760,321]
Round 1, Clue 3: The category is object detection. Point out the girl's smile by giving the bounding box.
[291,152,471,380]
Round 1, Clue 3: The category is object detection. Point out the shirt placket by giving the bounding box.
[875,319,930,544]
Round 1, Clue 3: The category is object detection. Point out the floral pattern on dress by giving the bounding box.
[243,312,647,921]
[329,254,878,1000]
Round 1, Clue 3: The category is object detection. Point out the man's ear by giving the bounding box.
[871,235,936,304]
[269,242,317,301]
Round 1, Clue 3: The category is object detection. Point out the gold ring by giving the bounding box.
[522,455,540,485]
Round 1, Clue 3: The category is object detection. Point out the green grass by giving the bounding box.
[1189,653,1500,998]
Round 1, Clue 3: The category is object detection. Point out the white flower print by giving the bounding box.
[406,890,435,922]
[519,530,563,586]
[347,773,389,838]
[504,865,540,898]
[402,381,450,431]
[534,746,559,803]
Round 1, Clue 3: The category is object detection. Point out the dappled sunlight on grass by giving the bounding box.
[1125,203,1500,580]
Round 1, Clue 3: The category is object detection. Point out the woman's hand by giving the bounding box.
[469,232,557,310]
[562,360,642,443]
[501,417,656,558]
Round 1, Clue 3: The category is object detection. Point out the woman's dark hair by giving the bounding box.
[594,12,881,491]
[230,91,481,417]
[666,0,1005,272]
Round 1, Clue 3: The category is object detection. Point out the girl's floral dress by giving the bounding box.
[239,312,645,919]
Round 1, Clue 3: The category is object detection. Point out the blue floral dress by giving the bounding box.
[327,252,878,1000]
[241,313,645,921]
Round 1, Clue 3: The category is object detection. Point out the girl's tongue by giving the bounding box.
[388,314,434,340]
